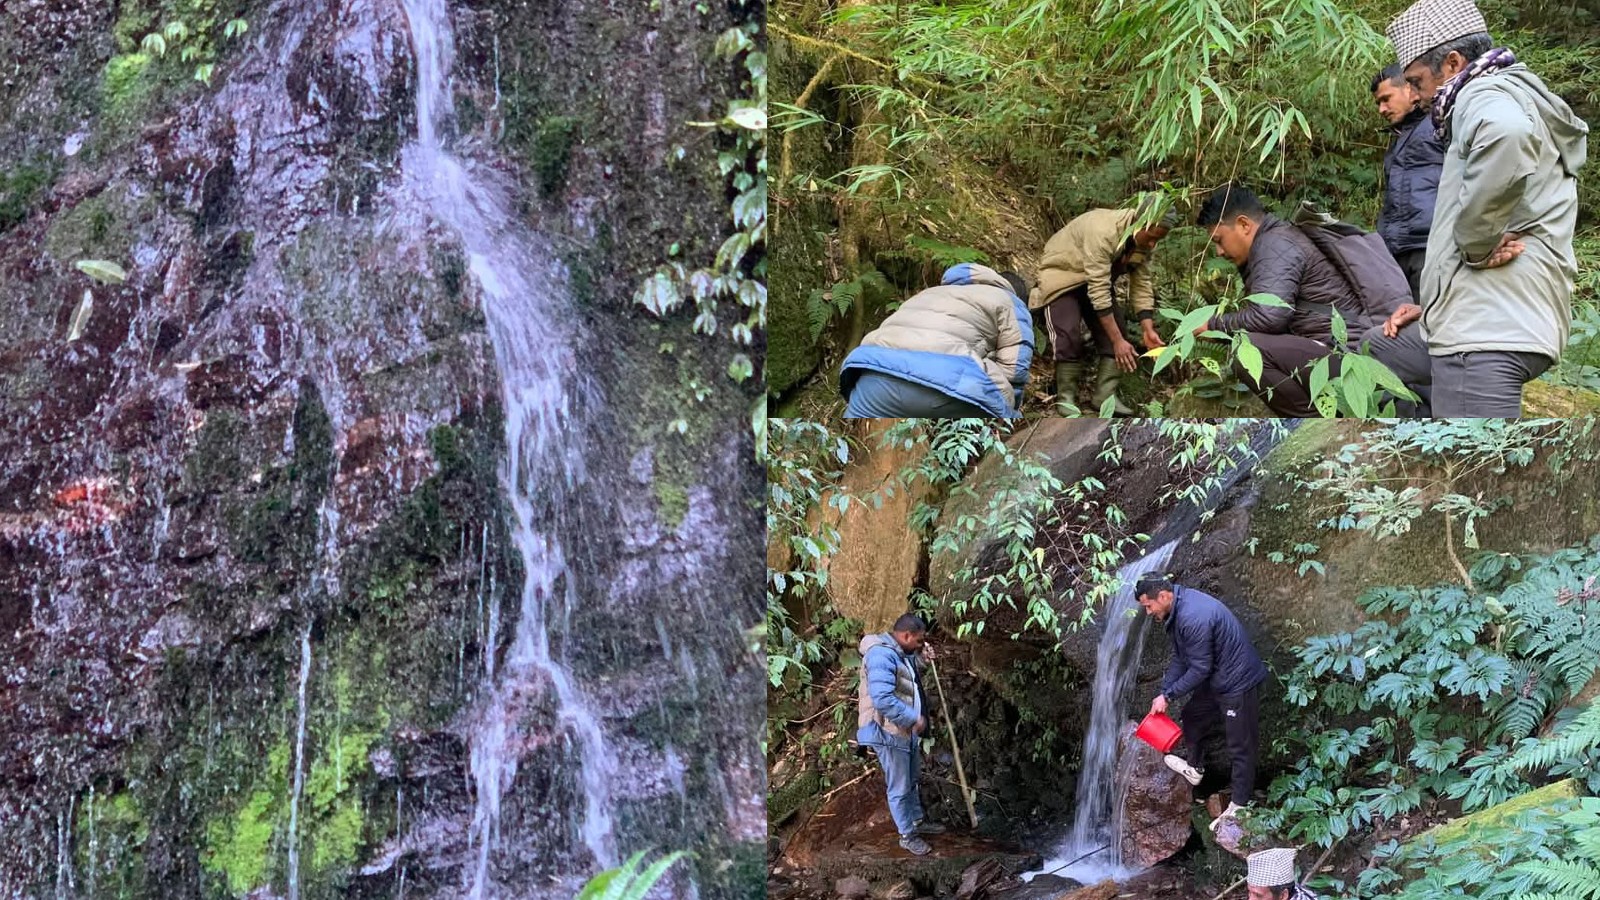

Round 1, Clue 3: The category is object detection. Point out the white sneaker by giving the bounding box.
[1163,754,1203,786]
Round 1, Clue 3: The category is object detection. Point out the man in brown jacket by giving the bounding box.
[1033,198,1176,415]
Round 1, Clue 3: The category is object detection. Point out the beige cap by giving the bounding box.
[1387,0,1489,68]
[1247,847,1298,887]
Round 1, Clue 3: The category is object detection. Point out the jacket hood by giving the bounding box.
[859,632,900,656]
[942,263,1018,298]
[1496,65,1589,177]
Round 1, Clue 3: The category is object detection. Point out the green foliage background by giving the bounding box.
[769,0,1600,412]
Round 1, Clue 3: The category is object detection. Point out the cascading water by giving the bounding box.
[1033,542,1175,882]
[1029,422,1294,884]
[396,0,618,892]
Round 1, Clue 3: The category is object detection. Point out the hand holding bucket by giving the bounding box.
[1135,710,1183,753]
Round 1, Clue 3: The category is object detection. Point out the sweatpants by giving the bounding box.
[1046,286,1130,363]
[845,371,994,418]
[1431,351,1552,418]
[1181,683,1261,805]
[874,742,925,836]
[1229,332,1334,417]
[1358,321,1433,417]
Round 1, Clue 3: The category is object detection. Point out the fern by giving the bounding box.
[806,269,891,340]
[1510,703,1600,773]
[1511,859,1600,900]
[575,850,687,900]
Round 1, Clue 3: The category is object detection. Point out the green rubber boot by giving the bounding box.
[1054,361,1085,415]
[1093,358,1134,417]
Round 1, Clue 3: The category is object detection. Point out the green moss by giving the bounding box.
[654,480,689,530]
[202,788,278,895]
[0,164,54,232]
[1412,778,1581,848]
[310,798,364,872]
[44,190,149,265]
[767,769,822,825]
[186,409,254,492]
[531,115,579,196]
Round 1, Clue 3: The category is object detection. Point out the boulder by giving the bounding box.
[820,419,936,631]
[1116,722,1194,868]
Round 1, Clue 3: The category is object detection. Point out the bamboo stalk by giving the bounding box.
[928,659,978,829]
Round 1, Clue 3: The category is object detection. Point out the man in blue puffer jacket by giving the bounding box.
[841,264,1033,418]
[1137,576,1269,833]
[856,614,944,855]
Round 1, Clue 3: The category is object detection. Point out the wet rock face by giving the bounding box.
[0,0,760,895]
[1113,723,1192,869]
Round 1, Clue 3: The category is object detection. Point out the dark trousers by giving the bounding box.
[1045,286,1128,363]
[1230,332,1335,417]
[1393,248,1427,302]
[1182,683,1261,805]
[1432,350,1552,417]
[1358,321,1433,417]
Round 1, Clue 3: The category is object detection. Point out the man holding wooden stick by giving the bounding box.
[856,614,946,856]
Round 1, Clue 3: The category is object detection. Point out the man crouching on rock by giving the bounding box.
[857,614,945,856]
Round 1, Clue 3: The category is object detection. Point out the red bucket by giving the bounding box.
[1135,711,1183,753]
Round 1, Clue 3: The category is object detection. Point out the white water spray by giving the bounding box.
[396,0,619,891]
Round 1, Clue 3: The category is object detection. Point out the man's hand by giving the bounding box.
[1150,694,1169,716]
[914,716,928,735]
[1112,338,1138,373]
[1383,303,1422,338]
[1471,232,1526,269]
[1142,322,1167,349]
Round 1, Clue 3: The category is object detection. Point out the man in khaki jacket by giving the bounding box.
[1388,0,1589,415]
[1033,198,1176,415]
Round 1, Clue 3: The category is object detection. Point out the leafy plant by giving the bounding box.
[806,269,890,340]
[575,850,687,900]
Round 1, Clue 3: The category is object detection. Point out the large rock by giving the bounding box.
[1115,722,1194,868]
[821,419,935,632]
[928,419,1111,596]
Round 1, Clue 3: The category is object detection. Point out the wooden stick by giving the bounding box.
[1210,876,1246,900]
[929,659,978,829]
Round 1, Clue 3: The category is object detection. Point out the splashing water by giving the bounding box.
[396,0,618,891]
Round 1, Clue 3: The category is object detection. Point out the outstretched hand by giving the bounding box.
[1113,338,1138,373]
[1149,694,1169,716]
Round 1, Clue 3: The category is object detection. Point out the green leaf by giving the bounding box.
[1235,335,1263,384]
[728,106,766,130]
[75,259,127,284]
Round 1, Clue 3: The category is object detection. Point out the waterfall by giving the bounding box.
[396,0,618,892]
[1029,421,1291,883]
[1033,541,1175,883]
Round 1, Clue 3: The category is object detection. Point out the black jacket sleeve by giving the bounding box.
[1209,226,1302,335]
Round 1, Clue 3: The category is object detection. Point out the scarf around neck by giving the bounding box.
[1432,46,1518,140]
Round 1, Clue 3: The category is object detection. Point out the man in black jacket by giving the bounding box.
[1196,184,1433,416]
[1373,63,1445,301]
[1137,576,1268,830]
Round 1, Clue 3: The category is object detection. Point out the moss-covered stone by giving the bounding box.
[767,769,822,826]
[654,480,688,530]
[202,785,280,895]
[0,163,54,232]
[44,188,153,265]
[531,115,578,196]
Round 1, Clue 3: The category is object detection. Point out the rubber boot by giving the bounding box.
[1093,357,1134,416]
[1054,361,1084,415]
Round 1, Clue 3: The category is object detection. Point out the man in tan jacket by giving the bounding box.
[1033,198,1176,415]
